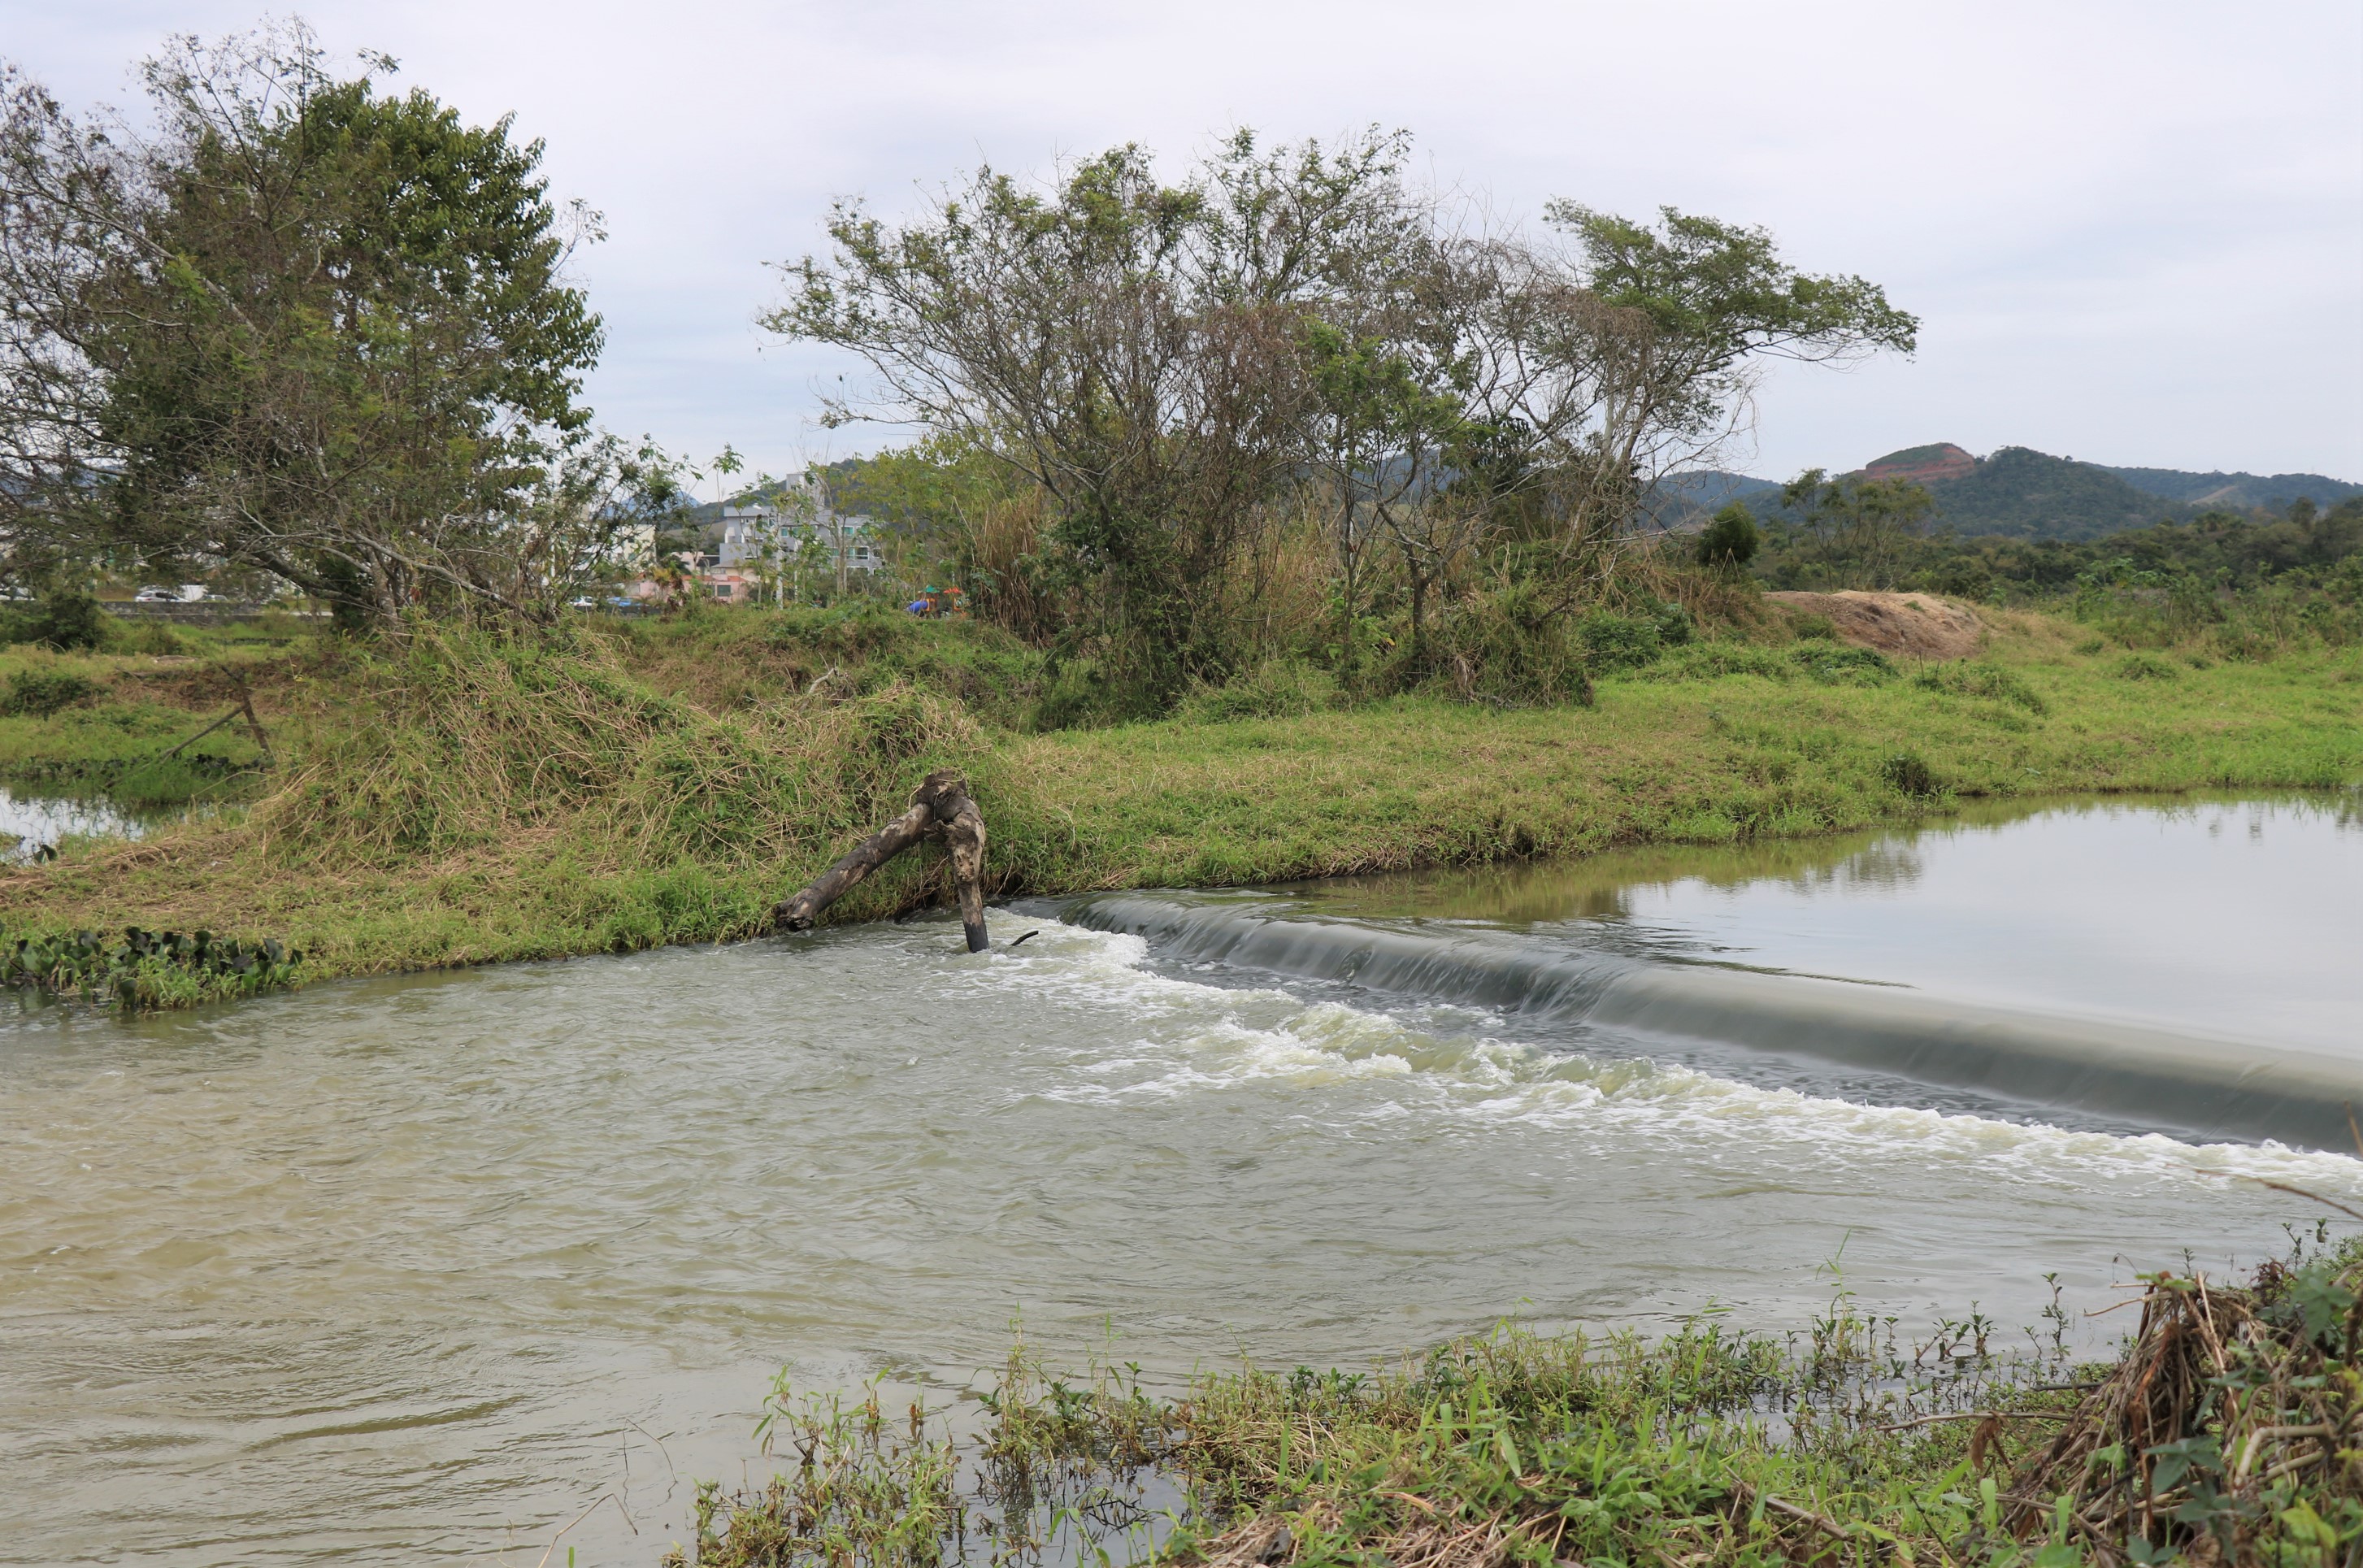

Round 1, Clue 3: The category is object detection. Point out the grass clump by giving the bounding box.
[1880,751,1944,798]
[682,1244,2363,1568]
[1177,659,1342,723]
[1913,661,2051,714]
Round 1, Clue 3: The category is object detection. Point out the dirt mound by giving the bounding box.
[1764,590,1984,660]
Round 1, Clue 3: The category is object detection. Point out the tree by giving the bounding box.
[1777,470,1935,588]
[1695,502,1760,569]
[764,130,1415,700]
[1532,205,1918,573]
[0,24,610,626]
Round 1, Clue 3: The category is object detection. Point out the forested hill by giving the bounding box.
[1913,446,2181,540]
[1662,446,2361,542]
[2096,463,2363,513]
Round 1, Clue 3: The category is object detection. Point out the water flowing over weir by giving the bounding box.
[1054,886,2363,1150]
[2,793,2359,1563]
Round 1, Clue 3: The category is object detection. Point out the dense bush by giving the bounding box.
[0,588,108,651]
[1693,502,1761,568]
[0,667,101,716]
[1427,584,1596,707]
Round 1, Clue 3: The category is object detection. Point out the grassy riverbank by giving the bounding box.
[677,1240,2361,1568]
[2,602,2358,989]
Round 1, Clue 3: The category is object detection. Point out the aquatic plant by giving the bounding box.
[0,923,302,1010]
[684,1242,2363,1568]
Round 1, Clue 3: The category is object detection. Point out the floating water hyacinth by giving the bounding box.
[1,923,303,1010]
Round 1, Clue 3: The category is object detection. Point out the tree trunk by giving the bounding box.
[771,770,989,951]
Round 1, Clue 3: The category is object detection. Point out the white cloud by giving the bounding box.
[10,0,2359,480]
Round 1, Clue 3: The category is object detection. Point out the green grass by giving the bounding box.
[0,605,2356,988]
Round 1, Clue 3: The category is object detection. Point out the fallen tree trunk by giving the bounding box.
[771,770,990,951]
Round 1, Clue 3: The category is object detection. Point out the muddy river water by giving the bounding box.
[3,793,2359,1562]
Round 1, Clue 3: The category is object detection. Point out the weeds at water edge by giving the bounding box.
[678,1240,2363,1568]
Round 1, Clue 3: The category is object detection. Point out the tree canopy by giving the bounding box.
[767,134,1918,700]
[0,24,619,624]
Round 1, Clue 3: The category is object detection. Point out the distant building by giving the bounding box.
[719,483,888,576]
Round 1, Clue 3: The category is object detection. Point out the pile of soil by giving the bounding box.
[1763,590,1985,660]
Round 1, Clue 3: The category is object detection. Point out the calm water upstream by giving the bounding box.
[0,787,176,862]
[2,793,2359,1563]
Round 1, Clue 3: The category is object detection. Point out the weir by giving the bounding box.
[1061,888,2363,1152]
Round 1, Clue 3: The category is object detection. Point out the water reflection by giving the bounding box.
[1264,793,2361,1055]
[0,786,179,862]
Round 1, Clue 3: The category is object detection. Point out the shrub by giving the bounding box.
[0,667,101,717]
[1693,503,1760,569]
[0,587,108,650]
[1430,584,1594,706]
[2114,652,2180,681]
[1880,751,1941,797]
[1175,659,1340,723]
[1576,611,1663,672]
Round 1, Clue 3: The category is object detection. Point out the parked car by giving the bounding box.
[133,586,176,602]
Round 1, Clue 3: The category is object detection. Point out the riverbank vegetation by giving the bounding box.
[671,1237,2363,1567]
[0,600,2354,997]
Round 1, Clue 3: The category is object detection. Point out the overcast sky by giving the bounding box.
[9,1,2361,486]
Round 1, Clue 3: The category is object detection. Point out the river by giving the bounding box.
[2,793,2358,1562]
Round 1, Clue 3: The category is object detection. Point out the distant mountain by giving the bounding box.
[1864,442,1976,486]
[1650,470,1780,519]
[2097,465,2362,512]
[1670,446,2360,543]
[1906,446,2184,541]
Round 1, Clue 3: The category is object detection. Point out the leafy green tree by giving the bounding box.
[1772,470,1936,589]
[1533,205,1918,573]
[0,24,609,627]
[765,129,1418,702]
[1695,502,1760,569]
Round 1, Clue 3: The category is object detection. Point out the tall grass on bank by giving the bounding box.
[675,1240,2363,1568]
[0,604,2355,992]
[228,623,993,956]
